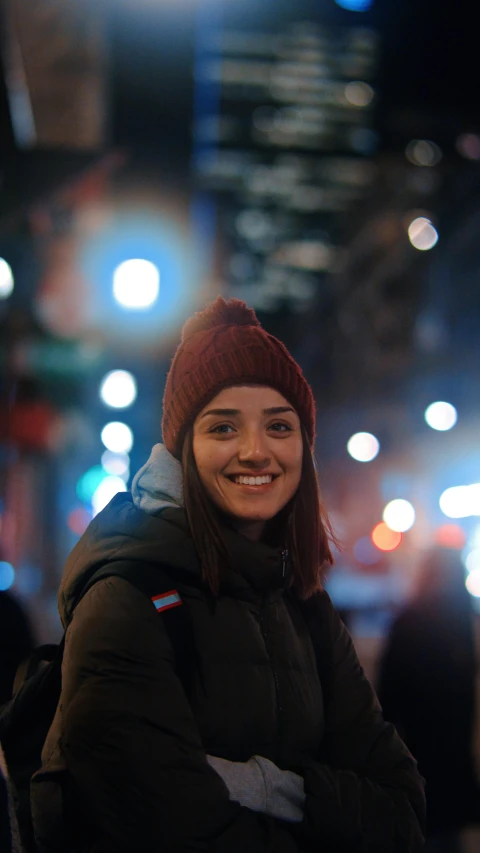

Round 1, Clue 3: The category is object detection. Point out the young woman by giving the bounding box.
[33,298,425,853]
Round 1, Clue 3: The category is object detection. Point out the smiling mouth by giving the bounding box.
[227,474,278,486]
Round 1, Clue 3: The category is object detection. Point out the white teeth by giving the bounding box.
[232,475,273,485]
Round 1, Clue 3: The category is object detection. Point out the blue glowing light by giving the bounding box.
[0,561,15,591]
[335,0,373,10]
[76,466,109,503]
[80,213,197,343]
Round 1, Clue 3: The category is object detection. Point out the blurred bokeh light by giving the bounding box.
[80,212,195,344]
[344,82,374,107]
[424,401,457,431]
[76,466,109,503]
[113,259,160,310]
[0,258,14,299]
[101,450,130,478]
[371,522,402,552]
[407,216,439,251]
[92,475,127,515]
[0,561,15,591]
[100,370,138,409]
[347,432,380,462]
[465,569,480,597]
[405,139,442,167]
[101,422,134,454]
[440,484,480,519]
[383,499,416,533]
[335,0,373,9]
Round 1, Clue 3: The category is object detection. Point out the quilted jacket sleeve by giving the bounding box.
[296,594,426,852]
[59,577,297,853]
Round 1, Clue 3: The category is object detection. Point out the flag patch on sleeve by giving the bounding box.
[151,590,182,613]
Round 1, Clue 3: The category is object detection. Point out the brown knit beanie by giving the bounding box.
[162,297,316,458]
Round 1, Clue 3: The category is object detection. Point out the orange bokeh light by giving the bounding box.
[371,522,402,552]
[434,523,466,550]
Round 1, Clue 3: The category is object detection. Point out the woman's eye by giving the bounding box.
[269,422,293,432]
[210,424,235,434]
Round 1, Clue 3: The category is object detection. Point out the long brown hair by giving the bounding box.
[182,426,337,599]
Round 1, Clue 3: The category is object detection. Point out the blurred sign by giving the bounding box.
[2,0,107,150]
[0,338,103,378]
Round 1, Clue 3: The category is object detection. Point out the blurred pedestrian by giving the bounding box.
[0,588,35,706]
[33,297,425,852]
[378,548,480,852]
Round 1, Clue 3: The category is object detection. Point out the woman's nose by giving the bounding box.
[237,430,270,464]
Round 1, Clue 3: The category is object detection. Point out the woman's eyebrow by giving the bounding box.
[200,406,296,419]
[263,406,296,415]
[200,408,240,419]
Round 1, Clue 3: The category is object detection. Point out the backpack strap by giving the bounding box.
[79,559,195,692]
[13,644,61,697]
[7,560,193,709]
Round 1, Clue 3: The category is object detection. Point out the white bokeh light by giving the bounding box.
[100,370,137,409]
[408,217,439,251]
[0,258,14,299]
[424,401,457,431]
[383,499,416,533]
[465,549,480,574]
[113,259,160,310]
[101,422,134,454]
[344,81,374,107]
[440,484,480,519]
[346,432,380,463]
[405,139,442,167]
[101,450,130,478]
[466,569,480,598]
[92,475,127,515]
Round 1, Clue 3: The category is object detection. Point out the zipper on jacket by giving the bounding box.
[281,548,288,578]
[259,597,282,762]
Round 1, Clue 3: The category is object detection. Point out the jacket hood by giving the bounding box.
[59,444,195,626]
[131,442,184,515]
[59,444,289,627]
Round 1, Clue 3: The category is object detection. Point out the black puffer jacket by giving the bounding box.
[34,494,425,853]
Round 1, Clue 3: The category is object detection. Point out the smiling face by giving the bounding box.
[192,385,303,541]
